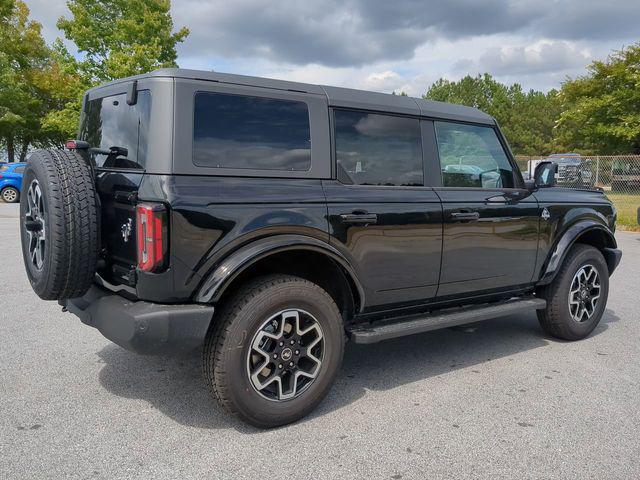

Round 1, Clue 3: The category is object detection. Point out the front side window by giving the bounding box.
[193,92,311,171]
[79,90,152,169]
[435,122,514,188]
[334,110,423,186]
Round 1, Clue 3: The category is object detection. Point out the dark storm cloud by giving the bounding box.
[173,0,639,67]
[532,1,640,41]
[26,0,640,73]
[173,0,427,66]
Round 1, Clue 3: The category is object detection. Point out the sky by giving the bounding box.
[25,0,640,97]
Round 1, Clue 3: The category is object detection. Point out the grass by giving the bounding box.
[606,193,640,231]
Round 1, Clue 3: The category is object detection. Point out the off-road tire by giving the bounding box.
[536,244,609,340]
[203,274,344,428]
[20,149,100,300]
[1,186,19,203]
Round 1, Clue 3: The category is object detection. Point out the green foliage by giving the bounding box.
[0,0,65,161]
[556,43,640,154]
[424,74,561,156]
[57,0,189,82]
[0,0,188,161]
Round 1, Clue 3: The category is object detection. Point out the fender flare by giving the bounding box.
[194,234,365,309]
[538,220,617,285]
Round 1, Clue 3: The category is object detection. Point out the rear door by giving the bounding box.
[431,121,539,297]
[78,89,153,286]
[325,109,443,310]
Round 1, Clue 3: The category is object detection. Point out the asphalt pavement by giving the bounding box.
[1,201,639,479]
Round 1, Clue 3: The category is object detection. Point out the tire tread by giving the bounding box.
[21,149,99,300]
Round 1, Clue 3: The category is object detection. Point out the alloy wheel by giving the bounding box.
[24,180,46,270]
[246,309,324,401]
[568,264,601,322]
[2,188,17,202]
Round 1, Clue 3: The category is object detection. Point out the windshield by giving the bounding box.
[78,90,151,169]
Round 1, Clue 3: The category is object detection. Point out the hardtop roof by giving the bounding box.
[88,68,495,125]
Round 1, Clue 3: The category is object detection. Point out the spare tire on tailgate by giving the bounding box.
[20,149,100,300]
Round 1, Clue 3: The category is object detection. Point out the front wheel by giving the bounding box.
[203,274,344,428]
[536,244,609,340]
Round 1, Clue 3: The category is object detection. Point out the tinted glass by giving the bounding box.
[435,122,514,188]
[334,110,423,186]
[193,92,311,171]
[78,90,152,169]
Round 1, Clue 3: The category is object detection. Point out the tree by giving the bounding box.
[556,43,640,154]
[0,0,51,161]
[0,0,188,161]
[38,40,90,145]
[424,74,561,156]
[57,0,189,82]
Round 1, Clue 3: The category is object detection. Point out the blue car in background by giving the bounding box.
[0,162,26,203]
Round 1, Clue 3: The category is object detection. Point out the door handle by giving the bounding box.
[450,211,480,221]
[339,212,378,225]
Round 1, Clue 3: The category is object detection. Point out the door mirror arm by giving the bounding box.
[524,178,536,192]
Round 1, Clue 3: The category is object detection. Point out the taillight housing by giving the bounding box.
[136,203,168,272]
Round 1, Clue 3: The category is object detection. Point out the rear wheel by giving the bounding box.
[536,244,609,340]
[203,274,344,428]
[1,186,19,203]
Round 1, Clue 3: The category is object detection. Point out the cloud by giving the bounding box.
[19,0,640,94]
[477,41,591,76]
[172,0,640,68]
[361,71,404,92]
[532,1,640,41]
[173,0,426,67]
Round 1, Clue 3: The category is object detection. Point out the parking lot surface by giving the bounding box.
[1,202,639,479]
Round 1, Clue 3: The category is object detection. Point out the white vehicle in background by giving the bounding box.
[527,154,594,188]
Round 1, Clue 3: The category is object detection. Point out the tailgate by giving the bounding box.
[95,170,144,286]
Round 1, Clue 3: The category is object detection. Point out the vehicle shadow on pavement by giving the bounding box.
[95,309,620,432]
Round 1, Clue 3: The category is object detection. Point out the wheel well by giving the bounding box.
[215,250,360,321]
[574,228,615,251]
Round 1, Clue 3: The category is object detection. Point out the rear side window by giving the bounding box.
[193,92,311,171]
[435,122,514,188]
[334,110,423,186]
[14,166,25,173]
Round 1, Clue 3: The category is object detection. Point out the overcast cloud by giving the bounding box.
[25,0,640,95]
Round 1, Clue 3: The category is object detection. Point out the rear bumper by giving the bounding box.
[60,285,215,354]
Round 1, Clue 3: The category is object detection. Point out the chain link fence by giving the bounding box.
[516,154,640,230]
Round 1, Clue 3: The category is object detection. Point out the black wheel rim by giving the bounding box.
[24,180,46,271]
[246,309,324,401]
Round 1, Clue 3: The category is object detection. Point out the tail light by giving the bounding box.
[136,203,168,272]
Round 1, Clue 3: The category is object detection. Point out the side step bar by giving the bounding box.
[347,297,546,344]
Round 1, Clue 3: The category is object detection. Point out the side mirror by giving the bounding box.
[534,161,557,188]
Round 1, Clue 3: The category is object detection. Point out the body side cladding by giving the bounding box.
[194,234,365,310]
[538,220,618,285]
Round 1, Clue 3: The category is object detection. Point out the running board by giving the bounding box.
[347,297,546,344]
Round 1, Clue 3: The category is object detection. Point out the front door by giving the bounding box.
[432,121,539,297]
[325,109,442,310]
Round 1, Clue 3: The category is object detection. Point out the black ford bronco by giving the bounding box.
[19,69,621,428]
